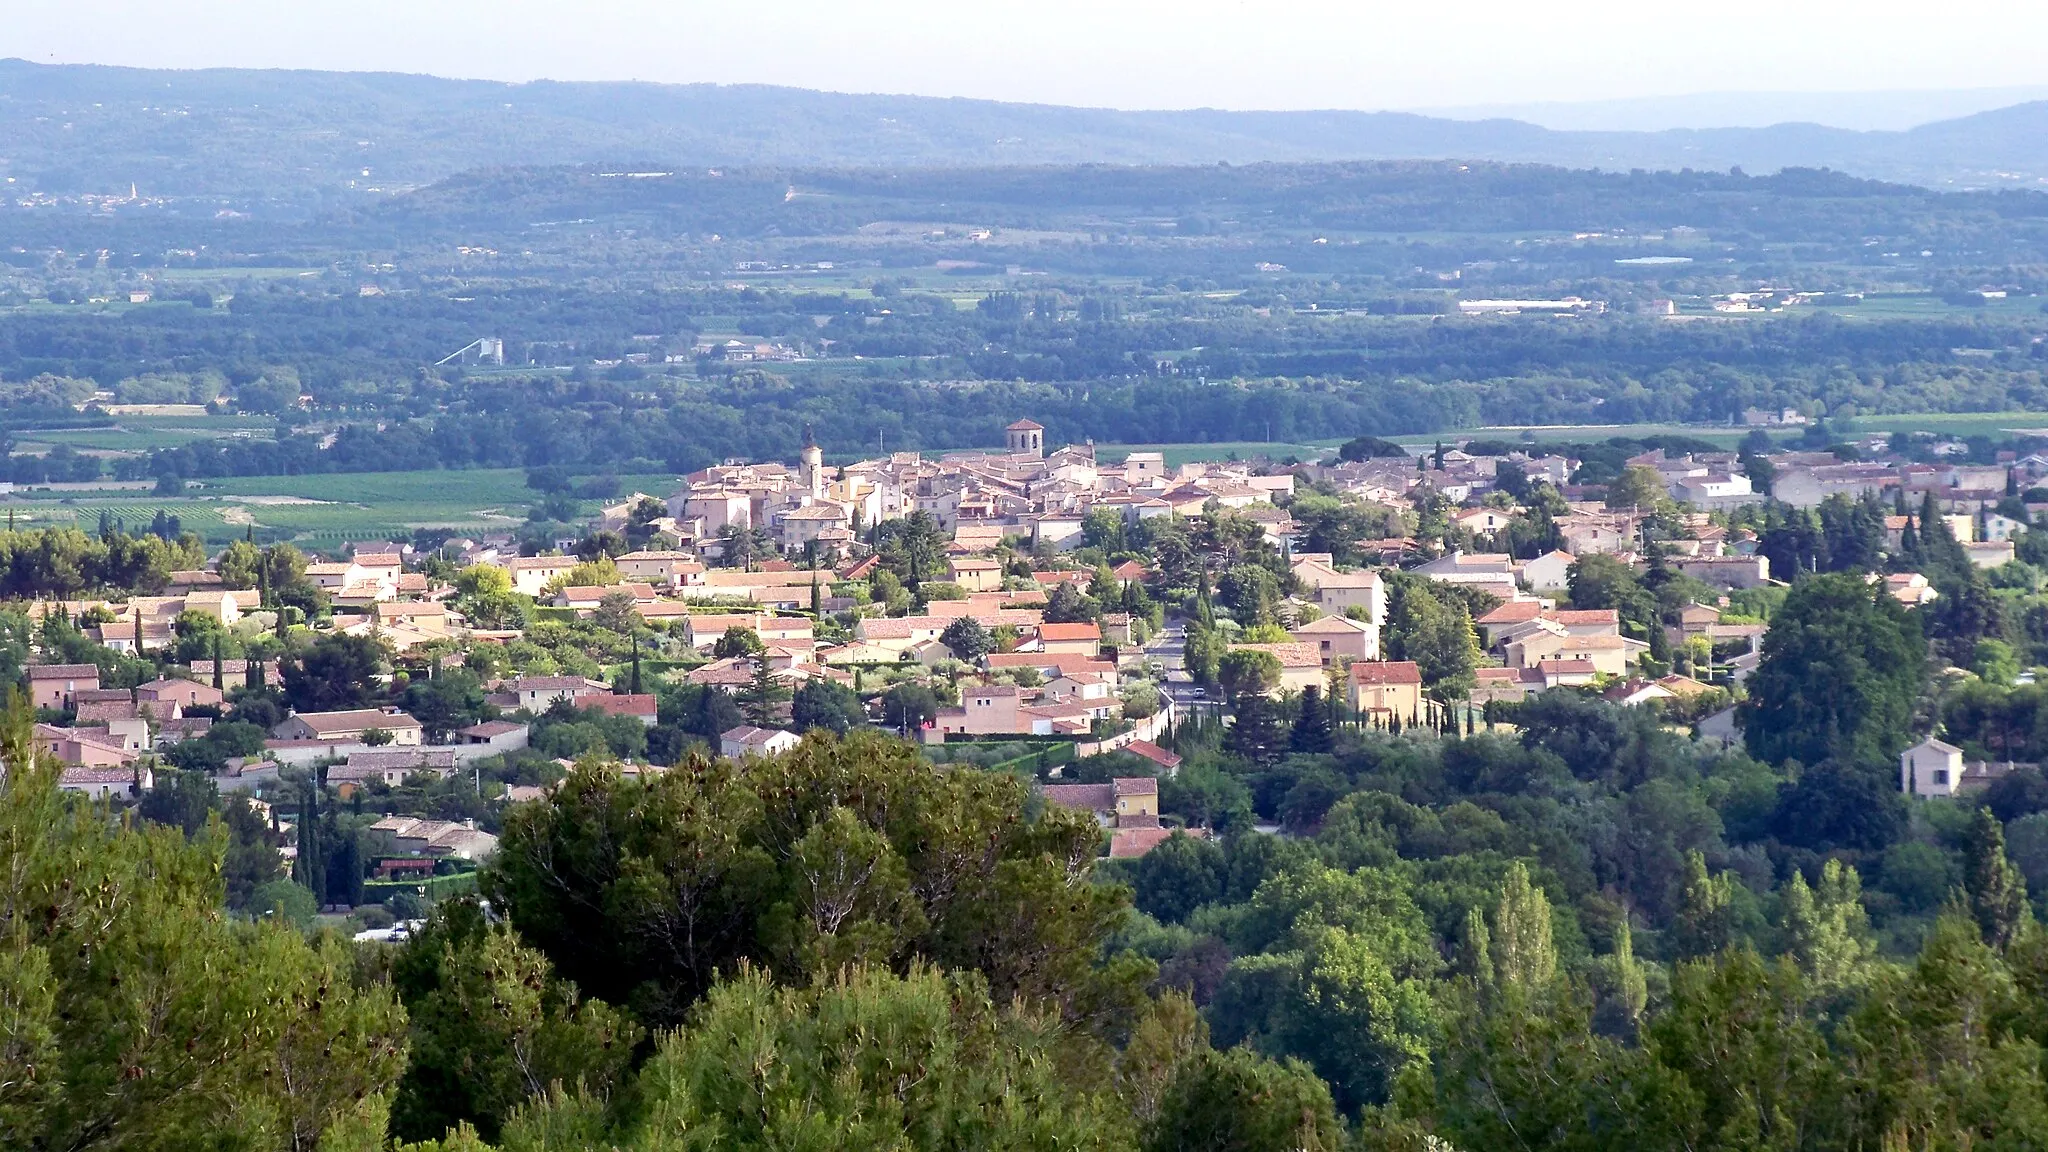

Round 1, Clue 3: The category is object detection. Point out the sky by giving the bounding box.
[6,0,2048,115]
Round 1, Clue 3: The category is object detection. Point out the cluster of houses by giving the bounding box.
[19,417,2048,865]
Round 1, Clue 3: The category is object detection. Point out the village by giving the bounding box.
[14,415,2043,895]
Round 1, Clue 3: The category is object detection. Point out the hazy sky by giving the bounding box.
[7,0,2047,112]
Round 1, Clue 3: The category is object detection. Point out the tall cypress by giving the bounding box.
[296,779,324,906]
[1965,807,2030,950]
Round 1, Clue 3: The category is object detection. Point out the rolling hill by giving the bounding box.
[1,59,2045,203]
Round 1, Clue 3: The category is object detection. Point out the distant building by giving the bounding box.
[1457,298,1605,315]
[1900,736,2021,798]
[271,709,423,745]
[720,726,800,759]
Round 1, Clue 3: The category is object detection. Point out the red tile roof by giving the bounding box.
[1110,827,1204,859]
[1476,601,1544,626]
[1348,661,1423,686]
[1123,740,1184,771]
[1545,609,1620,625]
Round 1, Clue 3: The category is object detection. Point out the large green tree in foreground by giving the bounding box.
[484,729,1150,1034]
[0,694,408,1150]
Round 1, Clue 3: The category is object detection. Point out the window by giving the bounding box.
[1933,769,1950,787]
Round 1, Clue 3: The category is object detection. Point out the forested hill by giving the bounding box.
[358,162,2048,248]
[3,58,2048,201]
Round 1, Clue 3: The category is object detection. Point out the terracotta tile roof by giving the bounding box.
[1123,740,1183,770]
[1477,600,1545,625]
[1545,609,1621,625]
[1235,642,1323,668]
[1041,783,1115,811]
[1348,661,1423,686]
[1110,826,1197,859]
[27,664,99,680]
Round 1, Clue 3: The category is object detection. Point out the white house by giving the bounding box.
[1519,550,1574,592]
[720,726,800,759]
[1899,736,2015,797]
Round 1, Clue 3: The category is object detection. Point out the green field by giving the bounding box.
[1836,412,2048,438]
[1387,424,1755,449]
[1388,413,2048,450]
[4,468,683,549]
[1813,294,2047,322]
[25,416,278,453]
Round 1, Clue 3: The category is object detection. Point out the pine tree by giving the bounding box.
[736,651,791,728]
[211,634,224,690]
[1965,807,2031,950]
[630,644,643,695]
[1289,686,1333,754]
[1225,696,1289,765]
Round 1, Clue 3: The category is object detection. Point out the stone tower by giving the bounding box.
[1005,418,1045,459]
[800,424,824,496]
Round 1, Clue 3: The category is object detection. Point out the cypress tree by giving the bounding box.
[1965,807,2031,950]
[296,779,324,906]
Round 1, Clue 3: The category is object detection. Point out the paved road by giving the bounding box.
[1145,623,1210,708]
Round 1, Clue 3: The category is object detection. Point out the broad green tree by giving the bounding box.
[483,731,1147,1035]
[0,695,408,1150]
[1743,573,1926,767]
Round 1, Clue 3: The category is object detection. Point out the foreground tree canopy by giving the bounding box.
[483,731,1149,1034]
[0,694,407,1150]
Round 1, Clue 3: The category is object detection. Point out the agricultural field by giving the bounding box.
[19,414,278,454]
[1833,412,2048,438]
[0,468,683,550]
[1387,424,1755,450]
[1810,293,2048,322]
